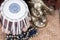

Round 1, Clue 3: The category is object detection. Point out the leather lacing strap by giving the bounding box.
[6,26,37,40]
[0,19,2,25]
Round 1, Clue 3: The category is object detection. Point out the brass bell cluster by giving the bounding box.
[27,0,54,28]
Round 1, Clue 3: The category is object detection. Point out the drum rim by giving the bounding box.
[0,0,29,22]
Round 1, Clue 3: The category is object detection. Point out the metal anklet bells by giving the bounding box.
[0,0,53,40]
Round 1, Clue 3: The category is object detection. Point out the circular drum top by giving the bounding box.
[1,0,29,22]
[9,3,20,13]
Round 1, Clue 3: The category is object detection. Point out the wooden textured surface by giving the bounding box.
[0,10,60,40]
[29,10,60,40]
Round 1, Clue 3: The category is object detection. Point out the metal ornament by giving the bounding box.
[28,0,54,28]
[0,0,54,40]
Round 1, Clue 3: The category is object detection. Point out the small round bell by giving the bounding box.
[28,0,48,28]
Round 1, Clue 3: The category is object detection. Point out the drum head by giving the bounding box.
[1,0,29,22]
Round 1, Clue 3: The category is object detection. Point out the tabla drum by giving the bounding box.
[0,0,31,35]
